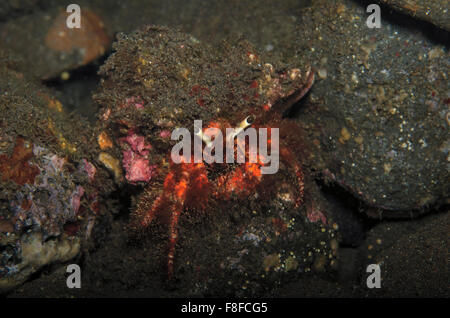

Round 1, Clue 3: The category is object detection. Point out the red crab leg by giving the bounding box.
[167,168,189,278]
[135,152,210,279]
[167,161,210,278]
[137,166,188,278]
[278,147,305,207]
[140,195,161,227]
[167,207,181,278]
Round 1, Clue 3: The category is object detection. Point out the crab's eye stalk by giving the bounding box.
[227,115,255,142]
[238,115,254,130]
[195,127,213,148]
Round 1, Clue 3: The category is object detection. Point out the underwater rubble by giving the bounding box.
[0,51,114,291]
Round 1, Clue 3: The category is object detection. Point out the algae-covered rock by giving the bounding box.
[295,0,449,215]
[0,51,113,292]
[375,0,450,32]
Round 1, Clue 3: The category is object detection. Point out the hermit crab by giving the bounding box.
[95,26,334,285]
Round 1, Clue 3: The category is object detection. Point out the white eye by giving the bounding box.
[245,115,254,125]
[194,127,202,136]
[195,127,213,147]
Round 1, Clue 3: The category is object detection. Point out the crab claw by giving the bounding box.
[273,66,315,116]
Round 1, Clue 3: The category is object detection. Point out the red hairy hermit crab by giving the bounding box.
[95,26,333,283]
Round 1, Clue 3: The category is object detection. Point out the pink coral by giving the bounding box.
[160,130,171,139]
[71,186,85,214]
[306,203,327,225]
[82,159,97,182]
[119,132,156,182]
[120,131,156,183]
[121,133,152,155]
[122,150,156,182]
[121,96,144,110]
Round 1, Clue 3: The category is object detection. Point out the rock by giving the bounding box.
[375,0,450,32]
[0,232,80,291]
[295,0,449,214]
[361,210,449,297]
[44,8,110,66]
[0,0,41,22]
[0,6,112,79]
[0,51,113,292]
